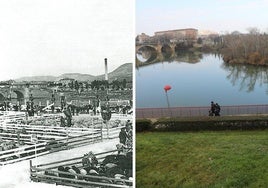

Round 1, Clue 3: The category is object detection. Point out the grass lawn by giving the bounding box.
[136,131,268,188]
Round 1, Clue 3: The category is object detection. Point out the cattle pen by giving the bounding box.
[30,149,133,188]
[0,111,128,165]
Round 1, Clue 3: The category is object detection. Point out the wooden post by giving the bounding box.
[30,160,32,169]
[100,126,103,141]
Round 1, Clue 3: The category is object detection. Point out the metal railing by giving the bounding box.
[136,104,268,119]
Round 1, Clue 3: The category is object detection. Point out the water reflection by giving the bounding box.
[175,51,203,64]
[136,48,203,67]
[136,53,268,107]
[221,63,268,93]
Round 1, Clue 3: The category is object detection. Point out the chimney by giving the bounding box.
[104,58,108,81]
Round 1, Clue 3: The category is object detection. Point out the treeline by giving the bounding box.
[64,79,129,94]
[221,28,268,66]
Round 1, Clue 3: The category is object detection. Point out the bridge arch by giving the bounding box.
[161,44,173,58]
[0,93,5,103]
[12,90,24,104]
[136,45,158,64]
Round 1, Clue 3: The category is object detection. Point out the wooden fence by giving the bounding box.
[102,125,124,139]
[0,111,26,124]
[0,111,129,165]
[0,127,102,165]
[0,142,49,165]
[30,150,133,187]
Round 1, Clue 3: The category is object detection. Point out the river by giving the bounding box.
[136,53,268,108]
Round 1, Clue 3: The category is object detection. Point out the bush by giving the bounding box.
[150,116,268,132]
[260,57,268,65]
[248,52,261,64]
[136,119,152,132]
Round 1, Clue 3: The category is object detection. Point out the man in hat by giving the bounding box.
[119,127,127,145]
[63,104,72,127]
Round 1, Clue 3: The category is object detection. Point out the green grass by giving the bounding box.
[136,131,268,188]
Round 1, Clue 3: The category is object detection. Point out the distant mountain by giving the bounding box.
[15,76,57,82]
[57,73,96,82]
[15,63,132,82]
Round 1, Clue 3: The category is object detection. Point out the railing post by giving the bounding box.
[30,160,33,174]
[100,126,103,141]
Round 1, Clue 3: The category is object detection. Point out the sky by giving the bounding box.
[0,0,134,81]
[136,0,268,36]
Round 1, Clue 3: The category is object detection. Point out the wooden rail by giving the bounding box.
[0,142,48,165]
[0,129,102,165]
[30,149,133,187]
[102,125,125,139]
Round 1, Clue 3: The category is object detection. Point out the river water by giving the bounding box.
[136,53,268,108]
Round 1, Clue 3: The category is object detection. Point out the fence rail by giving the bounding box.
[102,125,125,139]
[136,104,268,119]
[30,149,133,187]
[0,129,102,165]
[0,111,127,165]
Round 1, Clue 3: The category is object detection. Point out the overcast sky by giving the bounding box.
[0,0,134,81]
[136,0,268,36]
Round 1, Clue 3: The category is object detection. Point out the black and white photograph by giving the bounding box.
[0,0,134,187]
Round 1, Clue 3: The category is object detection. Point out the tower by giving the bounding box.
[104,58,108,81]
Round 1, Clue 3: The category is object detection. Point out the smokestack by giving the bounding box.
[104,58,108,81]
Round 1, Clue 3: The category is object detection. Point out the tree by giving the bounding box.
[122,79,127,88]
[85,82,89,91]
[74,80,79,93]
[79,82,84,93]
[69,81,74,90]
[197,37,203,44]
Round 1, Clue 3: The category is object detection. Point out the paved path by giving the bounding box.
[136,104,268,118]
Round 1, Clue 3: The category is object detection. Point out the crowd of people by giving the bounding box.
[118,120,133,151]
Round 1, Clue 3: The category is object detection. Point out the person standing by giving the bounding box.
[119,128,127,145]
[215,103,221,116]
[63,105,72,127]
[210,101,216,116]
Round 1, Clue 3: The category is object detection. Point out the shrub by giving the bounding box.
[260,57,268,65]
[136,119,152,132]
[248,52,261,64]
[151,117,268,132]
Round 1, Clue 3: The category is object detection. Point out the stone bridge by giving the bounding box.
[136,42,199,66]
[136,43,177,65]
[0,85,52,105]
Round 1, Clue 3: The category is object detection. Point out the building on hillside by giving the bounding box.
[58,78,75,86]
[136,33,151,44]
[29,81,48,88]
[154,28,198,41]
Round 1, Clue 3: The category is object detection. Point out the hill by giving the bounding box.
[15,76,57,82]
[57,73,96,82]
[96,63,132,81]
[15,63,132,82]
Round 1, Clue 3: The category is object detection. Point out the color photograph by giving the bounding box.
[136,0,268,187]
